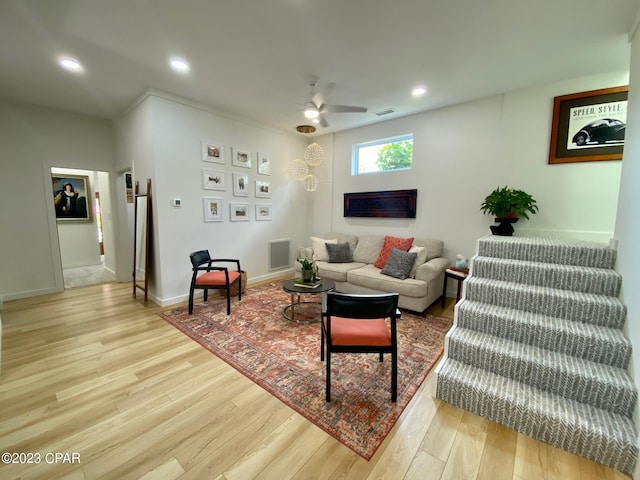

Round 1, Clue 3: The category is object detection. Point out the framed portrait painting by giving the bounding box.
[548,86,628,164]
[52,174,92,222]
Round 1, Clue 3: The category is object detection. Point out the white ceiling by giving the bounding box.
[1,0,639,135]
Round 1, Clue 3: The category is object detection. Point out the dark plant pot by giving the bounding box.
[491,217,518,236]
[302,268,313,281]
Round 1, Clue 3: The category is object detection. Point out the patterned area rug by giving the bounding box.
[159,282,452,460]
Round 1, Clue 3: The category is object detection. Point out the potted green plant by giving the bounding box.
[480,186,538,236]
[297,258,314,282]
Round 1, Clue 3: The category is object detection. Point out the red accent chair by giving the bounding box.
[321,292,400,402]
[189,250,242,315]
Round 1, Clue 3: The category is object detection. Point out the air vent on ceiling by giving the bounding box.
[375,108,396,117]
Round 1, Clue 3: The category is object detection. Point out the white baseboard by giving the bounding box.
[2,286,61,302]
[249,269,295,285]
[154,269,295,308]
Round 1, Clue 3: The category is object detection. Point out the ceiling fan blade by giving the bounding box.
[320,104,368,114]
[312,81,336,107]
[319,115,330,128]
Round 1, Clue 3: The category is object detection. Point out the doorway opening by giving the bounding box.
[51,167,116,288]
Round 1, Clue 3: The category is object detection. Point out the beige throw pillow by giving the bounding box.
[408,245,428,278]
[311,236,337,261]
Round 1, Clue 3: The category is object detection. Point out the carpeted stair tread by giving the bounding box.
[455,300,631,368]
[436,236,637,474]
[436,358,638,475]
[472,256,621,296]
[464,277,626,328]
[446,327,636,417]
[477,236,616,269]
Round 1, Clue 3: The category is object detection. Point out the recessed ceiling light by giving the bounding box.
[58,56,83,73]
[412,86,427,96]
[169,57,190,73]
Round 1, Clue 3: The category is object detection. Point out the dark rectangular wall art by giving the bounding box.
[344,189,417,218]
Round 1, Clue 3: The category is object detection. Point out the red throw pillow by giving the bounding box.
[374,236,414,269]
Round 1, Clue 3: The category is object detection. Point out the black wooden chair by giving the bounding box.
[188,250,242,315]
[321,292,400,402]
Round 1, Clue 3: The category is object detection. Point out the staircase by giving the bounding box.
[434,236,638,475]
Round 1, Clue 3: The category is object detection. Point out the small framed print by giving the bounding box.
[232,173,249,196]
[203,197,223,222]
[201,140,224,164]
[230,203,250,221]
[255,203,272,221]
[232,147,251,168]
[257,152,271,175]
[255,180,271,198]
[202,169,225,190]
[125,173,133,204]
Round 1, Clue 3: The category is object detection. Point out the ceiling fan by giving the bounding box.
[302,81,367,128]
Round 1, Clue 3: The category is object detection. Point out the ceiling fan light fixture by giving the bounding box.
[303,103,319,119]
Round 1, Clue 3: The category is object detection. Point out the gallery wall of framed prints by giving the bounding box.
[199,140,273,222]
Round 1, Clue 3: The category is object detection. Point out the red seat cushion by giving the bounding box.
[195,270,240,286]
[325,316,392,346]
[373,235,414,269]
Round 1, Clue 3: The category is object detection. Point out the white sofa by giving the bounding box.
[299,232,449,312]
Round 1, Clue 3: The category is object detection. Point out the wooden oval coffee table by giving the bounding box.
[282,278,336,324]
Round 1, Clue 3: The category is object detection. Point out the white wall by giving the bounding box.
[314,71,628,265]
[115,92,312,305]
[113,97,154,282]
[615,19,640,469]
[501,72,627,240]
[310,135,335,236]
[0,101,115,300]
[318,95,502,262]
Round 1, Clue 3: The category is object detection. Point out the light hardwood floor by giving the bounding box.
[0,281,630,480]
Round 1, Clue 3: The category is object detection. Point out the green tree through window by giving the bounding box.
[352,134,413,175]
[375,140,413,171]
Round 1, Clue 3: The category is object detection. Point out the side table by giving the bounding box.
[441,267,469,308]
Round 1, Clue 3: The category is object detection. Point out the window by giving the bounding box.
[352,134,413,175]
